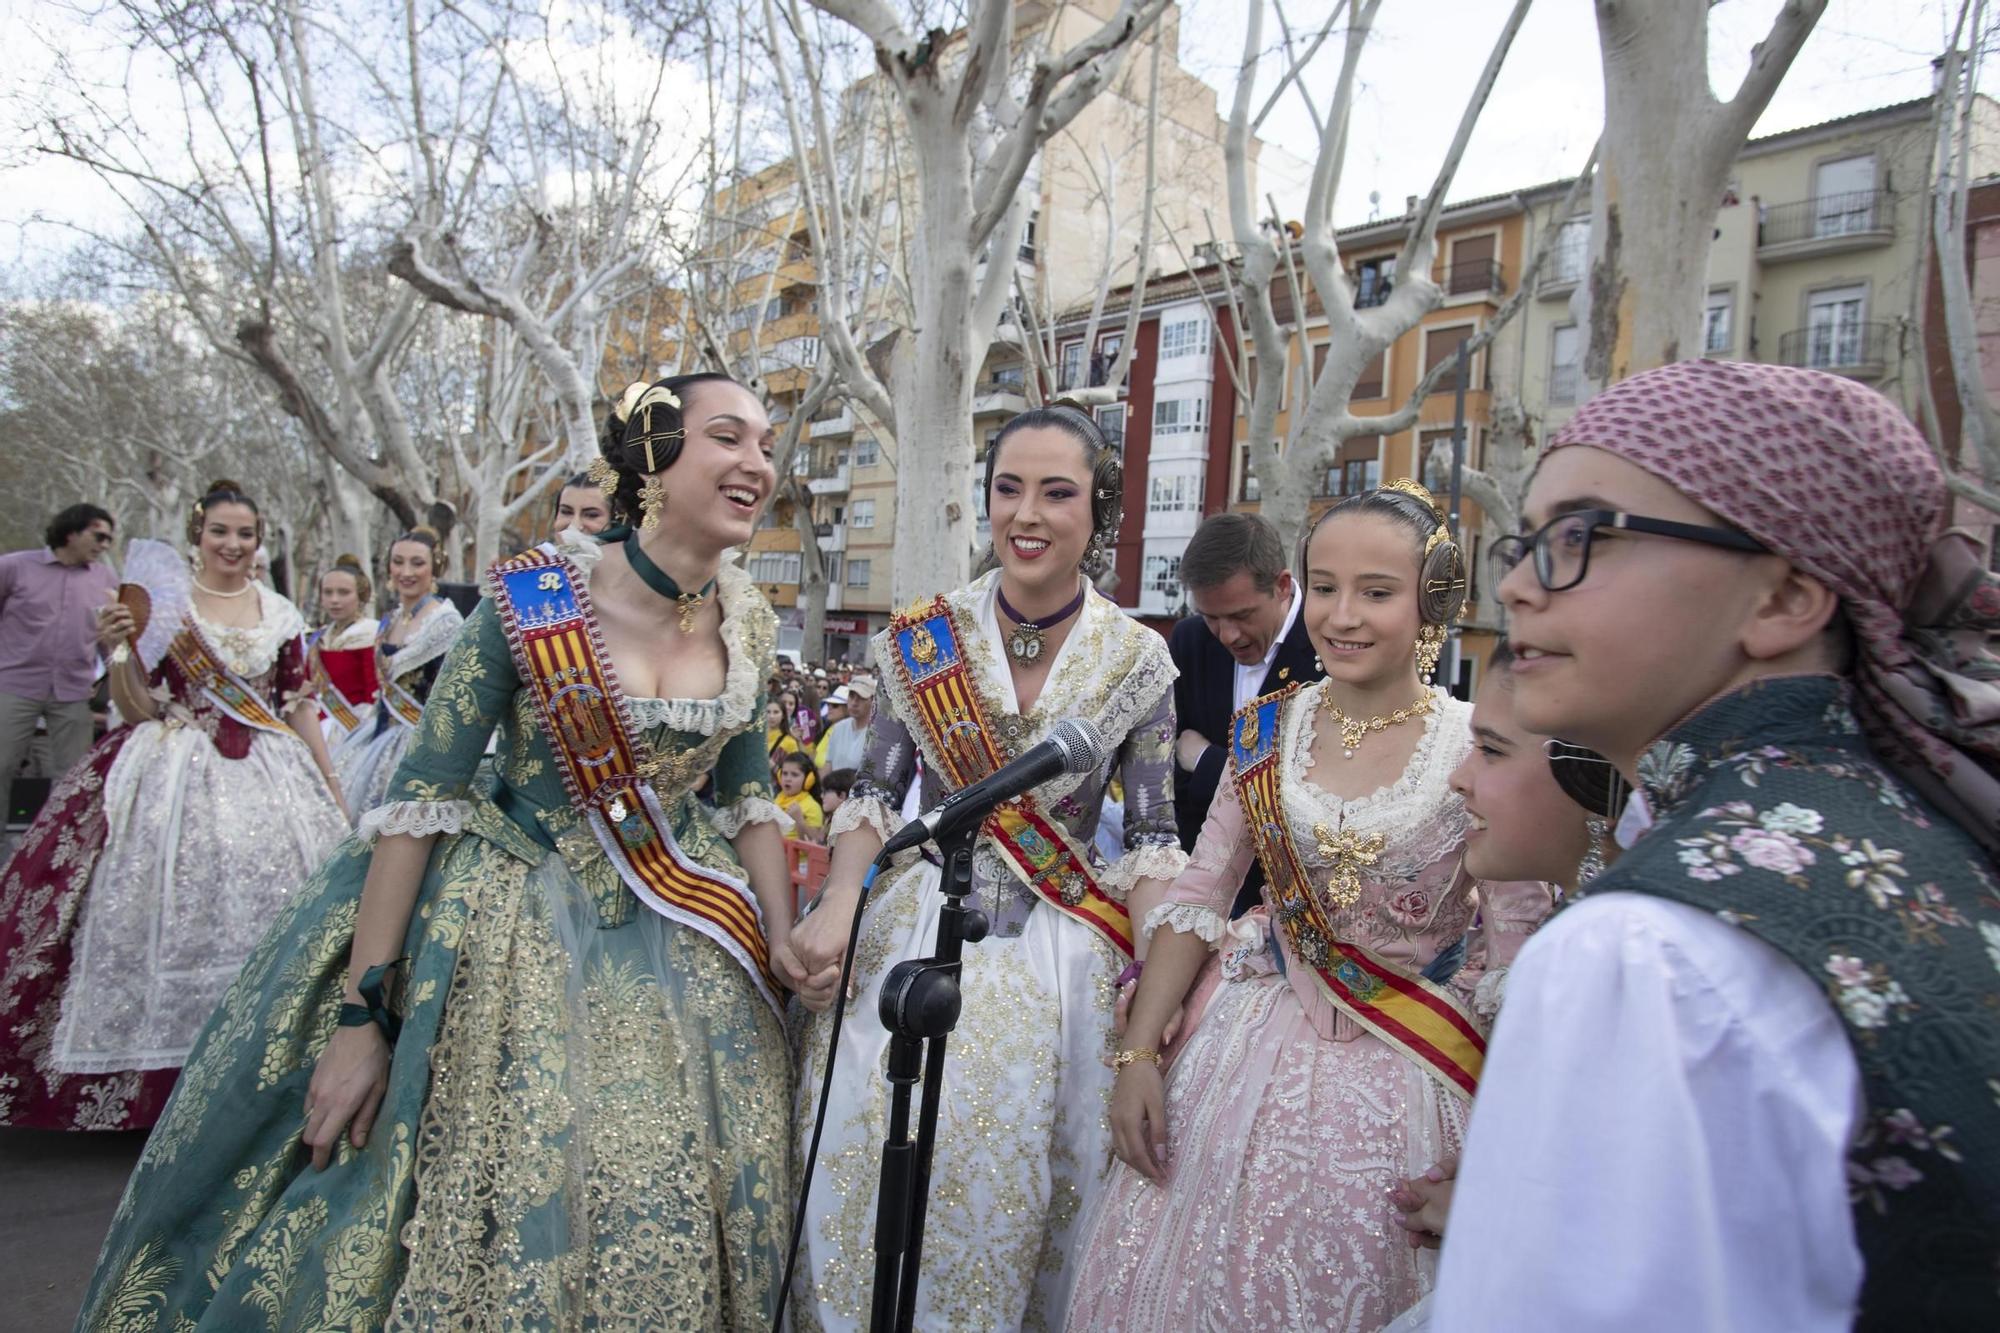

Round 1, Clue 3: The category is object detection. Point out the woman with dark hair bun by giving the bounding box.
[789,404,1187,1330]
[0,479,347,1133]
[329,526,463,822]
[79,381,808,1328]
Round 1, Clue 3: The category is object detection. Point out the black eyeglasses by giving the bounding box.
[1489,509,1769,594]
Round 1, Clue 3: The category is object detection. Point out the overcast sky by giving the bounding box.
[0,0,1977,270]
[1174,0,1968,225]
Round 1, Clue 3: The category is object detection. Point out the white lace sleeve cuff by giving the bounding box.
[1097,841,1189,900]
[711,796,794,839]
[1472,966,1509,1021]
[357,799,474,842]
[827,792,904,846]
[1141,901,1229,947]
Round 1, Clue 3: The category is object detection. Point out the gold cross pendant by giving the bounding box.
[1312,822,1385,911]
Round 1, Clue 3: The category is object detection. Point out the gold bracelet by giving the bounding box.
[1112,1048,1161,1072]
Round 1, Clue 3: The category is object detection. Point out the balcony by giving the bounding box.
[1537,233,1590,300]
[1349,272,1394,309]
[1441,259,1504,299]
[1776,320,1892,379]
[809,408,853,439]
[973,380,1028,416]
[1757,190,1895,261]
[807,463,851,495]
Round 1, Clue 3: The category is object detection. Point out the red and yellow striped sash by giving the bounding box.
[887,597,1133,959]
[490,549,781,1016]
[1230,688,1485,1098]
[168,625,293,736]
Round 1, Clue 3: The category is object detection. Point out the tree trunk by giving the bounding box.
[1585,0,1826,385]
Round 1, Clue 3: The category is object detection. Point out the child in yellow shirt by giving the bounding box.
[775,752,825,842]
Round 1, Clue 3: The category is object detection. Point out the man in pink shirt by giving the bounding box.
[0,504,118,795]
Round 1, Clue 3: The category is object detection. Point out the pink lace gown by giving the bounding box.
[1065,684,1552,1331]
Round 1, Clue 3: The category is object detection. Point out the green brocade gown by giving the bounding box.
[76,547,795,1332]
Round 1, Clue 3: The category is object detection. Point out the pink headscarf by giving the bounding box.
[1548,360,2000,852]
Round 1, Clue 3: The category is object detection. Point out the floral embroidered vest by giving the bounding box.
[1583,676,1999,1327]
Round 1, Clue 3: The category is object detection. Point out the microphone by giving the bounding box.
[879,718,1106,857]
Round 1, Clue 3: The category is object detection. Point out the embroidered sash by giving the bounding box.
[488,548,781,1016]
[887,596,1134,959]
[167,622,294,737]
[374,602,456,728]
[309,636,364,737]
[1230,686,1485,1098]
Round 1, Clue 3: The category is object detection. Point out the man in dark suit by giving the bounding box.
[1169,512,1322,916]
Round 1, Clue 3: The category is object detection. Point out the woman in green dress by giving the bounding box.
[77,373,822,1331]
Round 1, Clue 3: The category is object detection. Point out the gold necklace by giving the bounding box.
[1322,688,1434,759]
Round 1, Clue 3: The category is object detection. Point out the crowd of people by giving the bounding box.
[0,359,1991,1331]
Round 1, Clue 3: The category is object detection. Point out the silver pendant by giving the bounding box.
[607,795,629,824]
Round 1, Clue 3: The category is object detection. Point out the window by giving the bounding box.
[846,558,871,588]
[1805,285,1867,368]
[1312,342,1329,382]
[1059,341,1084,391]
[1324,437,1382,497]
[1446,233,1498,295]
[1158,315,1210,361]
[823,553,842,585]
[1148,473,1199,514]
[853,436,879,468]
[990,363,1026,389]
[1813,156,1878,238]
[850,498,875,528]
[1153,396,1208,436]
[1238,443,1262,501]
[1354,255,1396,308]
[1420,428,1456,496]
[1546,218,1589,286]
[1703,290,1733,356]
[1353,349,1387,400]
[1097,404,1125,454]
[1143,554,1182,597]
[1020,211,1039,262]
[749,552,802,584]
[1425,325,1474,380]
[1548,324,1581,405]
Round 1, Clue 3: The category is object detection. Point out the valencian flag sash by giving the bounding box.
[1230,685,1485,1098]
[887,596,1133,959]
[488,548,782,1017]
[380,668,425,727]
[168,623,296,737]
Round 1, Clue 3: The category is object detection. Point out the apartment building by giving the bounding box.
[705,0,1293,662]
[1515,97,2000,438]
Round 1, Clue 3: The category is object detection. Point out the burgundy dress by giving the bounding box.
[0,593,345,1130]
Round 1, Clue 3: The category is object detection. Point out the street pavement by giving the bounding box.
[0,1127,145,1329]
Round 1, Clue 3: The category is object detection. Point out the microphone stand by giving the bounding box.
[867,817,988,1333]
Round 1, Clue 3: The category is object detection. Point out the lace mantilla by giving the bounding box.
[193,585,307,678]
[1143,901,1227,944]
[869,569,1178,809]
[1288,680,1472,879]
[357,798,474,842]
[709,796,793,839]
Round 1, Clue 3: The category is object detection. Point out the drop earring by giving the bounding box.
[1414,623,1445,679]
[188,545,205,576]
[639,477,666,531]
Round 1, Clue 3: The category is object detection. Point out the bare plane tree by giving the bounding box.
[785,0,1176,603]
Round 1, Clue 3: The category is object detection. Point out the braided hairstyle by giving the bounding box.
[326,552,373,605]
[1300,478,1467,627]
[595,373,743,524]
[186,478,262,545]
[983,403,1124,577]
[388,524,448,578]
